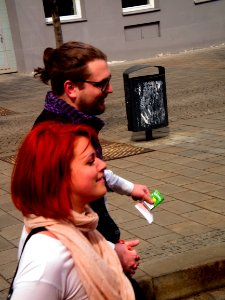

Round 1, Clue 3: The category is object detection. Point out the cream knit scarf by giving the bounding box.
[24,206,135,300]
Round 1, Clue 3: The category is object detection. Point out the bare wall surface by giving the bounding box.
[5,0,225,72]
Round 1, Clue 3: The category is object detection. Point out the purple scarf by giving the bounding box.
[44,91,104,158]
[44,91,104,133]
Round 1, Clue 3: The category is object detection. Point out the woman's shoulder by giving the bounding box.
[21,231,74,275]
[16,230,85,298]
[14,231,88,299]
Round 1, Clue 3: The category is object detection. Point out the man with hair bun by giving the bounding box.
[34,41,152,299]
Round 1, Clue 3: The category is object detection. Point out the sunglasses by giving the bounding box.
[80,75,112,92]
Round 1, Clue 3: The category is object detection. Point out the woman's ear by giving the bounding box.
[64,80,78,99]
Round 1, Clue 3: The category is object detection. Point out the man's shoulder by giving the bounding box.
[33,110,70,127]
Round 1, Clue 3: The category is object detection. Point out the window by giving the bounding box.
[43,0,82,24]
[122,0,155,13]
[194,0,218,3]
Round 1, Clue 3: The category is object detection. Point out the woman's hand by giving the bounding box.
[115,239,140,275]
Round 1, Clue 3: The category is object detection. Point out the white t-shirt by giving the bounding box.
[11,227,88,300]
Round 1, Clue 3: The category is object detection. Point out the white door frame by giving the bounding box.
[0,0,17,74]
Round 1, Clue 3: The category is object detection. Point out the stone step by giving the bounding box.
[137,243,225,299]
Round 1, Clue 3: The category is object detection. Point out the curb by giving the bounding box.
[138,259,225,299]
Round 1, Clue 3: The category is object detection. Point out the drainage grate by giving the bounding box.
[0,155,17,164]
[0,107,16,116]
[0,141,153,164]
[101,140,153,161]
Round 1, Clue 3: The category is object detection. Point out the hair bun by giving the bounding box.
[43,47,55,67]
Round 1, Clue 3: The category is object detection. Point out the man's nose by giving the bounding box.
[106,82,113,93]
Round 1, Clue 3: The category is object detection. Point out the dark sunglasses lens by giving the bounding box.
[101,77,111,91]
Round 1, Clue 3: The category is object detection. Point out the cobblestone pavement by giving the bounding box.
[0,44,225,299]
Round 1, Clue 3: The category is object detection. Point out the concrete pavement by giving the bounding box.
[0,44,225,299]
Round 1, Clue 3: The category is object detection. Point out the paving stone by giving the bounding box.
[0,201,15,213]
[120,218,151,230]
[182,209,225,226]
[162,175,198,186]
[209,289,225,300]
[196,173,225,185]
[207,165,225,175]
[156,183,187,195]
[162,200,199,214]
[0,276,9,292]
[208,188,225,200]
[0,248,17,266]
[154,210,187,226]
[172,190,213,203]
[0,213,21,229]
[109,208,139,223]
[197,199,225,215]
[131,223,171,240]
[184,181,223,193]
[0,236,14,251]
[0,223,23,241]
[167,220,210,236]
[0,260,18,280]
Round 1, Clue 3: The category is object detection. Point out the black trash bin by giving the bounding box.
[123,65,168,140]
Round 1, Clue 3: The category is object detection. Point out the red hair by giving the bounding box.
[11,121,99,219]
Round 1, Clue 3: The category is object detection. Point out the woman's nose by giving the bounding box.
[97,157,106,171]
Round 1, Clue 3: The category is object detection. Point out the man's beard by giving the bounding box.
[79,97,106,116]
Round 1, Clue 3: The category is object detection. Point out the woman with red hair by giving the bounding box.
[9,121,135,300]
